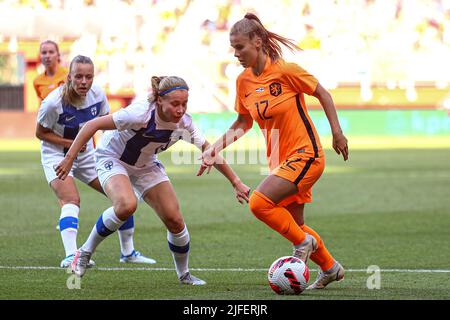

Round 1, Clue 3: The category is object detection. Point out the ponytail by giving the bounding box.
[230,13,301,61]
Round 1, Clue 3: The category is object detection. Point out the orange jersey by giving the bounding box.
[235,58,324,171]
[33,65,67,101]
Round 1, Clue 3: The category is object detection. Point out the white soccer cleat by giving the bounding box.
[292,234,318,263]
[307,261,345,290]
[60,254,75,268]
[119,250,156,264]
[71,249,93,277]
[179,272,206,286]
[60,254,95,268]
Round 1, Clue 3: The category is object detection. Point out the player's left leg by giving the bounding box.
[248,178,316,260]
[143,181,205,285]
[117,215,156,264]
[72,174,135,277]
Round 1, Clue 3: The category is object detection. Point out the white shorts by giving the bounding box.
[42,153,98,185]
[95,153,169,200]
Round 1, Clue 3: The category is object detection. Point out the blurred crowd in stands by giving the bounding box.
[1,0,450,111]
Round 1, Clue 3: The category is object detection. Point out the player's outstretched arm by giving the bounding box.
[198,141,251,204]
[313,83,349,161]
[197,113,253,175]
[55,115,116,180]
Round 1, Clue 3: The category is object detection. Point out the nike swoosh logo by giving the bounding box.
[244,92,252,98]
[66,116,76,121]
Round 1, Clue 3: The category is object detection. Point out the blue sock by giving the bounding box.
[118,216,135,256]
[167,225,190,277]
[59,204,79,256]
[82,207,125,253]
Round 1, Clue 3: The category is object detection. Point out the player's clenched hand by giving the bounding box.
[55,157,74,180]
[196,148,217,176]
[332,132,349,161]
[233,180,251,204]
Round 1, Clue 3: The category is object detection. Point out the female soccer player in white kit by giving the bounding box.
[36,55,155,268]
[56,75,251,285]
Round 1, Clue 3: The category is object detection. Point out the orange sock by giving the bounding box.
[249,191,306,245]
[300,224,335,271]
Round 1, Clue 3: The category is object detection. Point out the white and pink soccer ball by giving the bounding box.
[268,256,310,295]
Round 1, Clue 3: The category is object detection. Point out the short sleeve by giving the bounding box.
[181,116,206,149]
[283,63,318,96]
[33,78,40,100]
[112,100,150,131]
[37,97,58,129]
[100,91,110,116]
[234,78,250,115]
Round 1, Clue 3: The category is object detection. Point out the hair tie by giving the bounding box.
[159,86,189,96]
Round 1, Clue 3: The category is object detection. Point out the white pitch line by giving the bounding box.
[0,266,449,273]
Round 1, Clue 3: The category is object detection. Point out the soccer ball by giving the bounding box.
[268,256,310,295]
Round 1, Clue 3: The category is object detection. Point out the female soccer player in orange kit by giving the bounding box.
[199,13,349,290]
[33,40,68,101]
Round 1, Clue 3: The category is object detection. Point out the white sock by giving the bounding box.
[59,204,79,257]
[118,216,135,256]
[82,207,125,253]
[167,225,190,278]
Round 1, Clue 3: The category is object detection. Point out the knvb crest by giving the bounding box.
[269,82,282,96]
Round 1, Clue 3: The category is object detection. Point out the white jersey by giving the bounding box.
[96,99,206,168]
[37,83,110,162]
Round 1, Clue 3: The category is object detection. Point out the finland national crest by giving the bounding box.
[104,161,113,170]
[91,106,97,117]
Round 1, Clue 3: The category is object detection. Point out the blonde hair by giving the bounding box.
[39,40,61,63]
[61,55,94,106]
[148,76,189,104]
[230,13,301,62]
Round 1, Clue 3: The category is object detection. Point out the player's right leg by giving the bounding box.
[72,173,136,277]
[48,176,82,268]
[248,174,319,263]
[84,176,155,264]
[285,202,345,289]
[43,161,82,267]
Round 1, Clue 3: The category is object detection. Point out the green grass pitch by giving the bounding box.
[0,145,449,300]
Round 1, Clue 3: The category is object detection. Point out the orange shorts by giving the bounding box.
[272,155,325,207]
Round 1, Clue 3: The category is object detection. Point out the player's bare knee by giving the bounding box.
[166,215,185,234]
[114,200,137,220]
